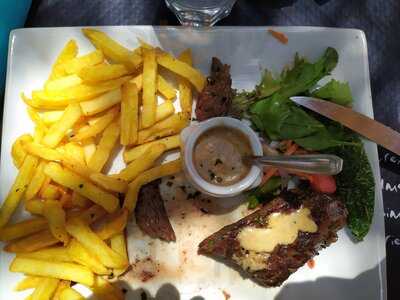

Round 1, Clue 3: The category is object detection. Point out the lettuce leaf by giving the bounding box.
[312,79,353,106]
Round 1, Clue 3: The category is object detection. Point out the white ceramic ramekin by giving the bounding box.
[180,117,263,197]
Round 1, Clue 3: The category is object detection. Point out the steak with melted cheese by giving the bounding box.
[198,191,347,287]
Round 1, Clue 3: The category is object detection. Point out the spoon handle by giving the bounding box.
[252,154,343,175]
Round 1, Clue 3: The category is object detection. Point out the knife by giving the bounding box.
[290,96,400,156]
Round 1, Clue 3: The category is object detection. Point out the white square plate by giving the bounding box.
[0,26,386,300]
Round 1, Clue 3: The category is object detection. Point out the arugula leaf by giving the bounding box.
[256,70,281,98]
[278,47,338,98]
[230,48,339,119]
[312,79,353,106]
[247,48,355,150]
[294,123,357,150]
[250,94,324,140]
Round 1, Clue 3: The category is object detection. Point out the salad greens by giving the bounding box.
[323,125,375,241]
[231,47,375,241]
[247,176,282,209]
[312,79,353,106]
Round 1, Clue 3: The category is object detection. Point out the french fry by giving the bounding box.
[0,217,47,241]
[60,192,73,209]
[67,239,110,275]
[82,28,142,71]
[178,49,193,118]
[138,112,188,144]
[44,162,119,213]
[72,106,119,141]
[10,257,94,286]
[63,142,86,165]
[61,152,93,178]
[66,217,128,269]
[11,134,33,168]
[41,111,64,125]
[80,88,121,116]
[43,200,69,244]
[89,173,128,193]
[0,155,38,228]
[52,280,71,300]
[82,137,97,164]
[25,161,47,200]
[18,247,72,262]
[88,120,120,172]
[59,287,85,300]
[111,232,129,277]
[24,142,63,161]
[48,39,78,80]
[95,209,128,240]
[139,100,175,129]
[45,74,83,93]
[6,206,105,253]
[124,159,182,212]
[27,107,47,130]
[40,184,62,200]
[42,76,131,102]
[25,199,44,215]
[141,48,157,128]
[71,192,91,208]
[117,143,166,181]
[5,229,58,253]
[33,125,47,143]
[89,276,124,300]
[62,50,104,75]
[137,37,154,50]
[30,277,59,300]
[130,74,175,98]
[178,48,193,65]
[157,75,177,100]
[23,92,69,110]
[123,134,180,163]
[78,205,108,223]
[157,51,205,92]
[79,64,129,83]
[130,73,143,89]
[42,104,83,148]
[14,276,42,291]
[120,82,139,145]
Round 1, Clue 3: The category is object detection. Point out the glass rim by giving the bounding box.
[165,0,236,10]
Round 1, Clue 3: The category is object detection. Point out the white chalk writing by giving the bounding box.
[380,178,400,193]
[385,210,400,220]
[386,235,400,247]
[382,152,400,165]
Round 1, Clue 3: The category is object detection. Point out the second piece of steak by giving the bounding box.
[135,180,176,242]
[198,191,347,287]
[195,57,234,121]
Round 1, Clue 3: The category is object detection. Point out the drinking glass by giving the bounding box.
[165,0,237,27]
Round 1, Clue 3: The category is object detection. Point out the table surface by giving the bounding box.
[8,0,400,299]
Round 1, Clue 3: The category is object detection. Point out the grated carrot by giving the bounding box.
[261,167,278,185]
[268,29,288,45]
[261,141,298,184]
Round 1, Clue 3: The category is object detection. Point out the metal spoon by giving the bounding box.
[245,154,343,175]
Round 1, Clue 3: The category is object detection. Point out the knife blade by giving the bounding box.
[290,96,400,156]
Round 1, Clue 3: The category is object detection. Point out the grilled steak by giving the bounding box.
[198,191,347,287]
[135,180,176,242]
[195,57,234,121]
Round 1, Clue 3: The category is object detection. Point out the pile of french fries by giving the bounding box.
[0,28,205,299]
